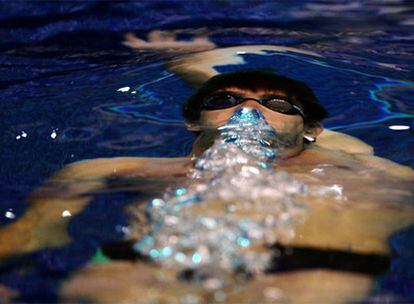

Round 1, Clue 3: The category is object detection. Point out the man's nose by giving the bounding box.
[237,99,263,109]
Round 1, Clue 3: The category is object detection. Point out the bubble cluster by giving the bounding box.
[133,108,307,275]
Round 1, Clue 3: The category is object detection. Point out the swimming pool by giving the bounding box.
[0,1,413,302]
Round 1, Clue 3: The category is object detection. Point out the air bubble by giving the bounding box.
[132,108,307,278]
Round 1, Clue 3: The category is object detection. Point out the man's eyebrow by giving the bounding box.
[209,89,243,96]
[259,93,293,102]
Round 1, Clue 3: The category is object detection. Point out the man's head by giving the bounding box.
[183,70,329,157]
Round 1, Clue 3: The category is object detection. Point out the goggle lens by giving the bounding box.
[203,94,238,109]
[263,98,294,113]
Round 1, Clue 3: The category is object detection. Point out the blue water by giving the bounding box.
[0,1,413,302]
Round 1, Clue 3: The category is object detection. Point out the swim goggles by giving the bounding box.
[202,93,306,118]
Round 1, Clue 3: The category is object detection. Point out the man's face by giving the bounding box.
[198,88,306,149]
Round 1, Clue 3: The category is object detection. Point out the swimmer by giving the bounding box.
[60,68,414,303]
[1,38,413,302]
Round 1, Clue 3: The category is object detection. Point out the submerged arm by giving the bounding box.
[0,157,191,258]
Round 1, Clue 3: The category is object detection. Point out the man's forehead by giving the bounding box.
[213,87,288,97]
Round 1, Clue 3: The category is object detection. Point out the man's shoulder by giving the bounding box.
[315,129,373,155]
[288,145,414,180]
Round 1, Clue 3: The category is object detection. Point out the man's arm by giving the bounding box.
[354,153,414,179]
[166,45,321,87]
[0,157,191,258]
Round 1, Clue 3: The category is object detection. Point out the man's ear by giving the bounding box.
[185,121,202,131]
[304,121,323,140]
